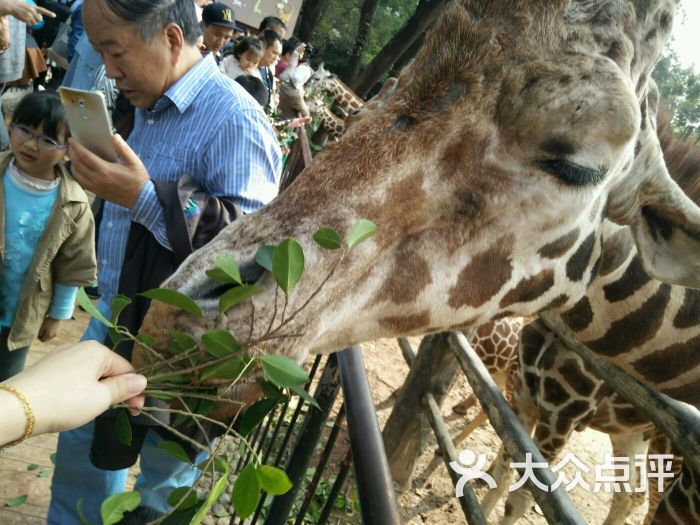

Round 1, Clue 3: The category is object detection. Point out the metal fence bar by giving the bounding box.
[422,392,487,525]
[337,346,401,525]
[448,332,586,525]
[317,450,353,525]
[264,354,342,524]
[293,405,347,524]
[540,312,700,474]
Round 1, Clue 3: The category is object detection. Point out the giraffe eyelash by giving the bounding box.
[536,158,606,186]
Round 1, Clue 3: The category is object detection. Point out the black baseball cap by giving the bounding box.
[202,2,237,30]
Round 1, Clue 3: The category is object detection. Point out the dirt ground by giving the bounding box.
[0,311,654,524]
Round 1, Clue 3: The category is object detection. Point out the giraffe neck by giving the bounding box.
[559,220,700,403]
[329,78,364,112]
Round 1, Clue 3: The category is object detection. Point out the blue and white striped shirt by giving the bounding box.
[86,54,281,342]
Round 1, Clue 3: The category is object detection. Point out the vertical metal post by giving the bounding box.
[338,346,401,525]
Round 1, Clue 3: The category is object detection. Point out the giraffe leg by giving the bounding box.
[643,431,678,525]
[480,443,515,519]
[649,463,699,525]
[603,432,650,525]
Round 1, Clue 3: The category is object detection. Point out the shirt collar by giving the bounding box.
[153,54,218,114]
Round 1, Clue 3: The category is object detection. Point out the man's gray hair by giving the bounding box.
[101,0,200,45]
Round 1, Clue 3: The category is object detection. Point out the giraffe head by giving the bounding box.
[141,0,700,401]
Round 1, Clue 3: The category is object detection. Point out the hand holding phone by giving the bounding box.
[58,87,117,162]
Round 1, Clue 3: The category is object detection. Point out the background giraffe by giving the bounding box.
[482,108,700,525]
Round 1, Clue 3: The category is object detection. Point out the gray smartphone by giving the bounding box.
[58,87,117,162]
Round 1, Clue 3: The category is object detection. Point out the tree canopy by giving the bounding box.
[652,49,700,142]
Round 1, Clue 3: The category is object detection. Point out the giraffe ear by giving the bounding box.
[607,146,700,289]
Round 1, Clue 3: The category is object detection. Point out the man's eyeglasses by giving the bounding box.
[10,124,68,151]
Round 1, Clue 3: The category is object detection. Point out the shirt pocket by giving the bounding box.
[147,142,197,182]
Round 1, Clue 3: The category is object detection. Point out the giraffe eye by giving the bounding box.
[536,159,606,186]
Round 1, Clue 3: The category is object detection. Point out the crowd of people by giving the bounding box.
[0,0,318,523]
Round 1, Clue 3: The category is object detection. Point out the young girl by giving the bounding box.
[0,92,96,382]
[220,36,264,81]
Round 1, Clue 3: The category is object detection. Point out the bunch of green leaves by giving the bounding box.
[76,219,377,523]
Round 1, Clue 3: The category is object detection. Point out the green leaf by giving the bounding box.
[260,355,309,388]
[77,288,113,328]
[167,487,198,510]
[312,228,342,250]
[115,410,132,446]
[152,373,188,384]
[290,384,321,410]
[191,460,229,525]
[218,285,262,314]
[37,470,51,478]
[171,332,197,351]
[200,357,247,382]
[347,219,378,250]
[100,491,141,525]
[202,330,240,358]
[136,334,157,348]
[27,464,39,471]
[255,245,275,272]
[238,398,279,437]
[110,294,132,324]
[256,465,293,495]
[271,239,305,295]
[6,495,27,507]
[196,455,229,474]
[158,441,192,464]
[205,255,242,284]
[50,453,56,464]
[140,288,203,319]
[231,464,259,520]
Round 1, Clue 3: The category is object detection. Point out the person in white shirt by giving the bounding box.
[220,36,262,80]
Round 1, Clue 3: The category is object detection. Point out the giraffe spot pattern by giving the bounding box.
[559,358,596,397]
[631,334,700,384]
[587,284,672,357]
[565,232,596,282]
[602,255,651,303]
[560,296,594,332]
[378,311,431,334]
[543,377,569,405]
[598,227,634,276]
[499,269,555,308]
[376,242,432,305]
[520,326,545,367]
[673,288,700,329]
[448,239,514,308]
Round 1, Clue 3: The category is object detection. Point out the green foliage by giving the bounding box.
[100,491,141,525]
[255,245,275,271]
[256,465,293,495]
[191,457,230,524]
[271,239,305,295]
[141,288,204,319]
[652,48,700,141]
[239,398,280,437]
[115,410,132,446]
[219,284,263,314]
[5,495,27,508]
[200,356,249,381]
[158,441,192,464]
[232,464,260,520]
[205,255,242,285]
[313,227,343,250]
[77,288,113,328]
[202,330,240,358]
[261,355,310,387]
[312,0,420,75]
[347,219,378,249]
[167,487,199,510]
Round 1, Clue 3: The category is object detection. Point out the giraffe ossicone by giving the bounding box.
[139,0,700,413]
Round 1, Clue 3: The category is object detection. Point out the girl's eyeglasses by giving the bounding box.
[10,124,68,151]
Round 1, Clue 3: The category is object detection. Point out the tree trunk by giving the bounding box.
[342,0,381,83]
[349,0,448,98]
[388,31,426,78]
[295,0,328,43]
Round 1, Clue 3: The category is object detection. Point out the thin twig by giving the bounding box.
[135,409,209,453]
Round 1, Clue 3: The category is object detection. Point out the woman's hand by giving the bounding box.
[0,0,55,25]
[3,341,146,436]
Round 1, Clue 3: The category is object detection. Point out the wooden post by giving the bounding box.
[382,333,460,488]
